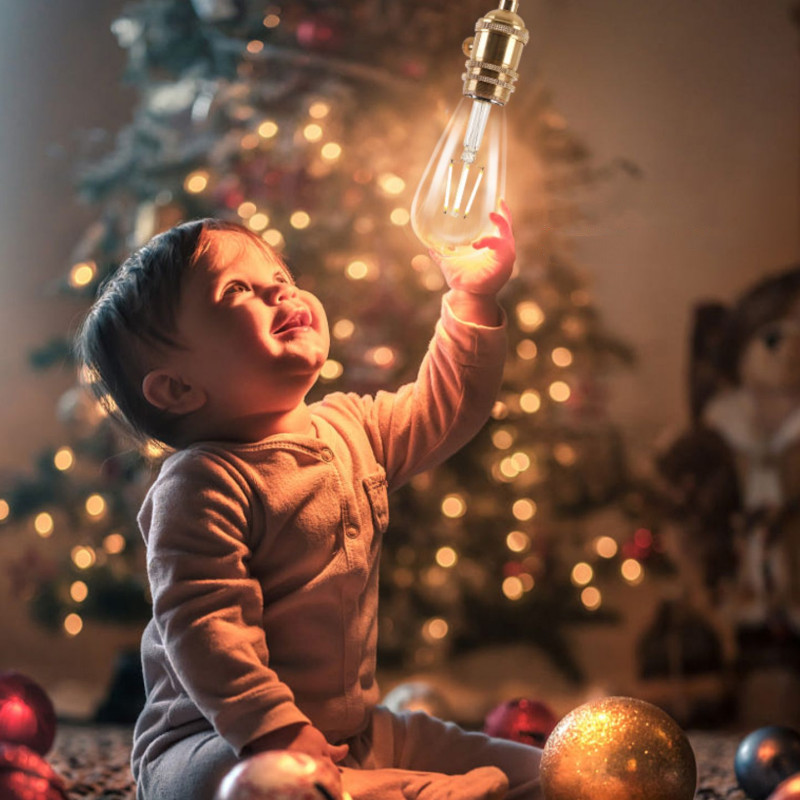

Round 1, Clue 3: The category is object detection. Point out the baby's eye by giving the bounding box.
[274,271,292,284]
[222,280,251,296]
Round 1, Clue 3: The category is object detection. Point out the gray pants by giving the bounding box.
[136,706,542,799]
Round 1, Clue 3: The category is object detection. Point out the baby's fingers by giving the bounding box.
[329,742,349,763]
[472,235,505,251]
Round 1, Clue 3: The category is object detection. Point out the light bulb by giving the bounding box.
[412,0,529,256]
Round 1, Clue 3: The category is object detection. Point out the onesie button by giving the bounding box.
[320,448,334,462]
[346,525,359,539]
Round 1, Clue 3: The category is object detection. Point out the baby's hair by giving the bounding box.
[74,218,283,448]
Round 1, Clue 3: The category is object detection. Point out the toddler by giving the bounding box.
[76,202,542,799]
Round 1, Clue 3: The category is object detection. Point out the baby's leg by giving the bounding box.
[136,729,237,800]
[343,706,542,800]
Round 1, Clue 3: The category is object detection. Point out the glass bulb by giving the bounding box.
[412,97,506,256]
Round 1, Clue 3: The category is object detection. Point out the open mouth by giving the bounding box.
[272,307,312,335]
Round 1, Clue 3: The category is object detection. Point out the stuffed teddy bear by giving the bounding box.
[656,265,800,713]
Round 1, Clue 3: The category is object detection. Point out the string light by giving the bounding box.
[422,617,449,642]
[63,613,83,637]
[549,381,571,402]
[247,212,270,231]
[103,532,126,554]
[593,536,618,558]
[240,133,260,150]
[621,558,645,585]
[332,319,355,340]
[506,530,530,553]
[53,447,74,471]
[378,173,405,196]
[34,512,54,538]
[85,494,106,518]
[491,401,509,419]
[553,443,578,466]
[519,390,541,414]
[0,499,9,522]
[346,260,369,280]
[308,101,330,119]
[551,347,573,367]
[516,339,537,360]
[511,452,530,472]
[303,123,323,143]
[435,546,458,568]
[258,120,279,139]
[571,562,593,586]
[393,567,414,588]
[581,586,602,611]
[70,581,88,603]
[246,40,264,54]
[263,229,284,248]
[519,573,535,592]
[71,546,96,570]
[321,142,342,161]
[390,208,410,226]
[183,170,209,194]
[263,13,280,28]
[516,301,545,332]
[512,498,536,521]
[368,346,395,368]
[320,359,343,380]
[502,576,524,601]
[69,261,97,288]
[492,429,514,450]
[290,211,311,229]
[441,494,466,519]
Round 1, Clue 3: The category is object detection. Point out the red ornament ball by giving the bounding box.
[0,741,67,800]
[770,774,800,800]
[483,698,559,747]
[0,673,56,756]
[214,751,342,800]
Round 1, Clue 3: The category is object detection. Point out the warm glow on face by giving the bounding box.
[621,558,644,585]
[103,532,126,554]
[435,546,458,568]
[320,359,343,380]
[64,613,83,636]
[184,170,209,194]
[70,261,97,288]
[53,447,74,471]
[571,562,594,586]
[70,581,88,603]
[258,120,279,138]
[441,494,466,518]
[290,211,311,229]
[34,512,54,537]
[85,494,106,518]
[594,536,618,558]
[512,498,536,521]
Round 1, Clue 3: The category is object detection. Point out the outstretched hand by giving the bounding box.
[428,200,516,297]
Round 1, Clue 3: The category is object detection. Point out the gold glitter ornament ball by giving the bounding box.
[540,696,697,800]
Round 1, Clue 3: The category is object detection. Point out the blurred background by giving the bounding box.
[0,0,797,732]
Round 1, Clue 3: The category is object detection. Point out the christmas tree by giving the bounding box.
[1,0,651,682]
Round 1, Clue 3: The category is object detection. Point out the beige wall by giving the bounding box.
[0,1,797,710]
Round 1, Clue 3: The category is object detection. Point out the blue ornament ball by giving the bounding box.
[735,726,800,800]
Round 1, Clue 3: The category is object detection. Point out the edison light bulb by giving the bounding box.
[411,0,529,256]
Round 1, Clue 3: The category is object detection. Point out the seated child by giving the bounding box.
[75,202,543,799]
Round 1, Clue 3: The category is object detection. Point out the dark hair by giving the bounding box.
[74,218,278,447]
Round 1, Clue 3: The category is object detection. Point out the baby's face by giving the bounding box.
[169,230,330,428]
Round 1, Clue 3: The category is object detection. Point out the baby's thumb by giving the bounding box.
[328,742,349,763]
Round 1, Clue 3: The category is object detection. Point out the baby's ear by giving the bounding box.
[142,370,206,415]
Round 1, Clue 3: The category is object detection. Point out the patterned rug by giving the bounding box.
[48,725,747,799]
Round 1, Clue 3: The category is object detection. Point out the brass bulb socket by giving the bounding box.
[462,2,529,106]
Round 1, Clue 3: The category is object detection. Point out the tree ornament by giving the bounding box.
[0,741,67,800]
[540,696,697,800]
[483,698,559,748]
[769,773,800,800]
[0,672,57,756]
[735,726,800,800]
[214,751,343,800]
